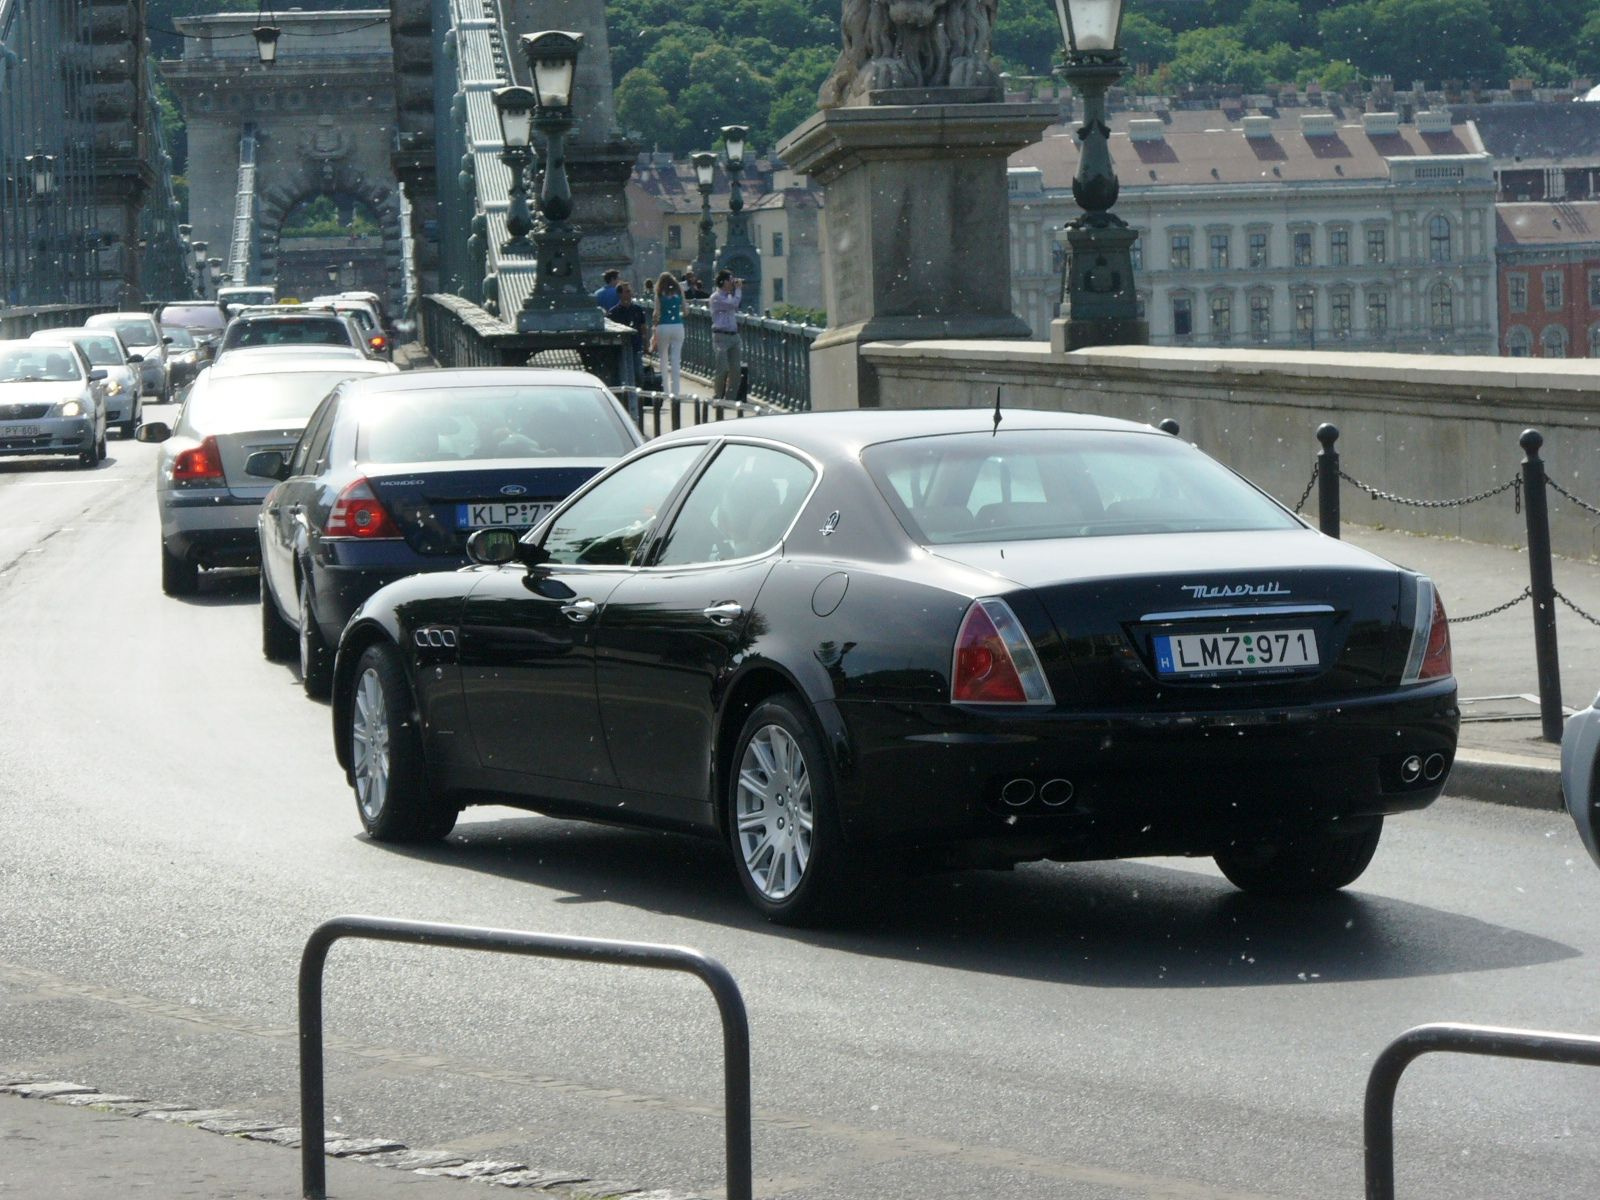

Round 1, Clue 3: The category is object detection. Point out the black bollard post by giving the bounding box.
[1316,423,1341,539]
[1520,429,1564,743]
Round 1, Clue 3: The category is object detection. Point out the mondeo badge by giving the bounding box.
[1180,582,1291,600]
[500,484,528,496]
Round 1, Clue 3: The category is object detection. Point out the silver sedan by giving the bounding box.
[28,328,142,436]
[137,351,398,595]
[0,339,109,468]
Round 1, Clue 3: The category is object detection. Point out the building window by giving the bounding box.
[1248,231,1269,268]
[1293,231,1313,267]
[1249,292,1271,340]
[1589,272,1600,308]
[1591,325,1600,357]
[1331,288,1353,337]
[1366,227,1387,264]
[1429,282,1454,330]
[1330,228,1350,267]
[772,277,784,302]
[1131,234,1144,271]
[1508,273,1528,313]
[1209,233,1230,270]
[1543,326,1568,357]
[1172,294,1193,337]
[1210,292,1232,342]
[1508,327,1532,357]
[1169,233,1191,270]
[1429,215,1451,263]
[667,226,682,250]
[1544,271,1565,310]
[1293,288,1315,340]
[771,232,784,257]
[1367,289,1389,335]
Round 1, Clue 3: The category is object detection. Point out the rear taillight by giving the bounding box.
[170,436,224,484]
[325,477,402,539]
[1402,578,1452,682]
[951,597,1054,706]
[368,334,388,353]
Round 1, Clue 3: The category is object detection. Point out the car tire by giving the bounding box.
[96,430,107,461]
[261,570,296,661]
[160,542,198,596]
[727,694,854,926]
[1213,817,1383,896]
[118,420,136,439]
[348,642,457,842]
[297,572,333,699]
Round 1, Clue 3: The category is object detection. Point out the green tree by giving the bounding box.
[992,0,1059,75]
[1239,0,1303,50]
[1121,13,1177,70]
[615,68,684,150]
[643,30,717,101]
[1168,27,1266,91]
[1505,45,1575,85]
[1319,0,1506,85]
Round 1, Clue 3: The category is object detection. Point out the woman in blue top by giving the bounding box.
[651,271,686,397]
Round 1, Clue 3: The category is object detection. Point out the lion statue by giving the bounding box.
[819,0,1000,108]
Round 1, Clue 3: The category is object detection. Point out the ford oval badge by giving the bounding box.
[500,484,528,496]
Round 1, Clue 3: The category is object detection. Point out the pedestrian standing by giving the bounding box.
[607,282,651,387]
[683,271,709,300]
[709,269,743,401]
[594,269,621,312]
[651,271,686,397]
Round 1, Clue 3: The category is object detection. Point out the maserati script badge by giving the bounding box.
[1179,582,1291,600]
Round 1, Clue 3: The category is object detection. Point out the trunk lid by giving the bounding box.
[215,426,306,499]
[364,459,608,556]
[931,529,1411,708]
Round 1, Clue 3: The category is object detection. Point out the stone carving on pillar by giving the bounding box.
[820,0,1000,107]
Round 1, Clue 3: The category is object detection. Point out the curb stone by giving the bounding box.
[1,1078,702,1196]
[1448,749,1564,811]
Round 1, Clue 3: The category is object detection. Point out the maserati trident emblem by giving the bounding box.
[500,484,528,496]
[1180,582,1291,600]
[819,511,840,536]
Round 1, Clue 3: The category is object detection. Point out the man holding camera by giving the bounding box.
[709,269,743,401]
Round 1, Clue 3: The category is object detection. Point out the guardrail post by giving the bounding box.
[1316,422,1341,538]
[1520,429,1564,742]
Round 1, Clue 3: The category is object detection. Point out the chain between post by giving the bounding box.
[1292,460,1319,514]
[1337,470,1522,513]
[1545,476,1600,519]
[1452,587,1532,623]
[1555,589,1600,628]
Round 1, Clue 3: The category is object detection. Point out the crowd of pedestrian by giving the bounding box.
[591,266,735,400]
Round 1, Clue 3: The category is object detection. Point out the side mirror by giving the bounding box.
[88,368,108,381]
[162,335,174,344]
[244,449,290,481]
[126,353,143,363]
[135,422,171,444]
[466,527,519,566]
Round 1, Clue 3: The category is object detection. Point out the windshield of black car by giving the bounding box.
[0,347,82,382]
[159,306,226,331]
[223,319,353,350]
[175,372,366,436]
[106,320,157,348]
[863,429,1301,543]
[354,386,635,463]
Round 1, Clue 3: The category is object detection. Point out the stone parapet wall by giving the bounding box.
[862,342,1600,559]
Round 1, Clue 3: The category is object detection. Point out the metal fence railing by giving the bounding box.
[0,301,112,339]
[677,302,818,411]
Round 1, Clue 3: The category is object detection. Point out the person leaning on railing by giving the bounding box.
[709,269,743,401]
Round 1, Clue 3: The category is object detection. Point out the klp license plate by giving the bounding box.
[1153,628,1318,675]
[458,501,553,529]
[0,424,41,439]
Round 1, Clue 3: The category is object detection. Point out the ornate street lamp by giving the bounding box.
[716,125,760,311]
[492,84,538,256]
[191,239,208,270]
[253,25,281,65]
[206,256,223,298]
[325,263,339,287]
[1052,0,1147,350]
[517,31,602,332]
[691,150,717,285]
[26,152,55,197]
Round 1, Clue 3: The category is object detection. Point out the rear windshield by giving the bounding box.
[355,385,634,464]
[177,371,369,435]
[30,332,120,365]
[863,429,1300,544]
[223,319,353,350]
[97,318,158,348]
[0,346,82,381]
[159,305,226,331]
[165,328,197,348]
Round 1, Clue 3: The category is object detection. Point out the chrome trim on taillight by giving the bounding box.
[1401,576,1435,684]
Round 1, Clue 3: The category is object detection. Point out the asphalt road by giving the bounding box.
[2,424,1599,1200]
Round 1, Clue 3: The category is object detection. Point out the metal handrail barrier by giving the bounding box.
[298,915,752,1200]
[679,302,819,412]
[614,384,777,438]
[1364,1021,1600,1200]
[0,302,114,339]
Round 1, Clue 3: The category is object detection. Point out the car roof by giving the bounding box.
[230,310,349,321]
[648,407,1169,457]
[337,367,609,396]
[206,353,398,380]
[28,328,110,340]
[85,311,156,321]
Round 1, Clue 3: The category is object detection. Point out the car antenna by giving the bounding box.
[991,385,1002,437]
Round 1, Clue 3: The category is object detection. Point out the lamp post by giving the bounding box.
[207,255,223,298]
[253,25,281,66]
[1052,0,1147,350]
[492,85,538,256]
[517,30,603,332]
[26,153,57,303]
[715,125,760,311]
[691,151,717,285]
[325,263,339,288]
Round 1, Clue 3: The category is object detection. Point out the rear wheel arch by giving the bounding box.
[333,621,403,772]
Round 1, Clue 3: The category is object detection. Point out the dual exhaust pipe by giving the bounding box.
[1000,777,1075,809]
[1400,752,1448,785]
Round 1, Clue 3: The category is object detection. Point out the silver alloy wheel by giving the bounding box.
[298,581,313,679]
[352,666,391,821]
[735,723,814,901]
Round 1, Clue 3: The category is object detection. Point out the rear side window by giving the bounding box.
[863,429,1300,544]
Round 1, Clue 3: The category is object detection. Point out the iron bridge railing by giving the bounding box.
[679,302,818,411]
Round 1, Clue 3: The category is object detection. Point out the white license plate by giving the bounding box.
[1153,628,1319,675]
[458,501,554,529]
[0,424,41,438]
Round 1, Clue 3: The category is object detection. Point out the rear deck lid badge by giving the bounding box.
[500,484,528,496]
[1180,582,1291,600]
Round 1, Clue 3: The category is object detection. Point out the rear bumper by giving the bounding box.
[311,545,468,643]
[160,491,263,563]
[830,679,1460,861]
[164,525,259,568]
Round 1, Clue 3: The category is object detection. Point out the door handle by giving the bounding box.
[703,601,744,626]
[560,598,599,622]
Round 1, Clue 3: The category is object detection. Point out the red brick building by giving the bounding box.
[1496,202,1600,357]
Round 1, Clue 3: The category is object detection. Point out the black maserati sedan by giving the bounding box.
[329,409,1459,924]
